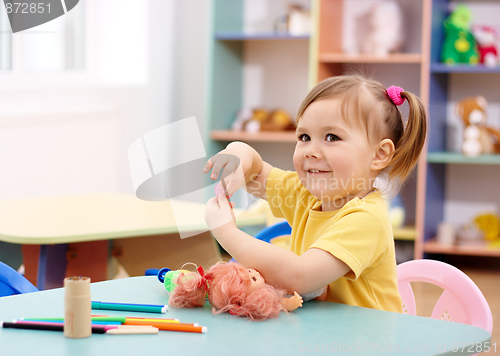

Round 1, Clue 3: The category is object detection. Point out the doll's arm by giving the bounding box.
[280,291,303,311]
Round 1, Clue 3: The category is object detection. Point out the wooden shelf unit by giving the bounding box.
[319,53,422,64]
[211,130,297,143]
[427,152,500,165]
[207,0,500,261]
[418,0,500,259]
[423,241,500,257]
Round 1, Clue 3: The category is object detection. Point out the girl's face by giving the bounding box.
[293,98,378,211]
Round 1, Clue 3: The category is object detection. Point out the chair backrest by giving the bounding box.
[397,259,493,333]
[0,261,39,297]
[228,221,292,264]
[253,221,292,243]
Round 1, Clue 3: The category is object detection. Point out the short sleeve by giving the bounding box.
[311,203,391,280]
[265,168,303,222]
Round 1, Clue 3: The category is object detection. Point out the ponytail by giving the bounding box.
[388,91,427,183]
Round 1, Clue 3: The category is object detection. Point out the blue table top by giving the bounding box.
[0,276,491,356]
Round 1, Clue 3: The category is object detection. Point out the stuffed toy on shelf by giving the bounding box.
[441,4,479,64]
[472,25,499,67]
[232,107,296,133]
[456,96,500,156]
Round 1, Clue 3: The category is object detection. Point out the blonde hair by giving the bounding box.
[296,75,427,184]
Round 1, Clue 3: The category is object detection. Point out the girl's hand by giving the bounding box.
[204,193,237,236]
[203,153,244,198]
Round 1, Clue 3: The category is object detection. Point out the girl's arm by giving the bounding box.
[205,195,351,296]
[203,141,273,200]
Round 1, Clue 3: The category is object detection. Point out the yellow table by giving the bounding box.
[0,193,265,290]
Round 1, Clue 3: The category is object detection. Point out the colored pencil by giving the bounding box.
[3,321,158,335]
[20,316,180,324]
[124,319,206,333]
[92,301,167,313]
[3,321,106,334]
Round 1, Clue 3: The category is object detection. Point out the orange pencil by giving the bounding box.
[125,319,207,333]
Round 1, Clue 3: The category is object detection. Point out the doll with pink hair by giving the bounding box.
[165,262,303,321]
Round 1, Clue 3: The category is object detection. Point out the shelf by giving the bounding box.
[430,63,500,73]
[215,32,309,41]
[393,227,416,241]
[318,53,422,64]
[423,241,500,257]
[427,152,500,165]
[211,130,297,143]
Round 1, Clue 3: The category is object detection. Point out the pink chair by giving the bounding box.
[397,259,493,334]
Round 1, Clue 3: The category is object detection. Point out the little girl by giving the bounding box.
[203,75,427,313]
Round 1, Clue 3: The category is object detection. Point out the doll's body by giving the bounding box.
[162,262,303,320]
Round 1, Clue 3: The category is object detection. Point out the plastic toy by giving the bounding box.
[441,4,479,64]
[474,213,500,242]
[157,262,303,320]
[472,25,499,67]
[456,96,500,156]
[385,194,405,230]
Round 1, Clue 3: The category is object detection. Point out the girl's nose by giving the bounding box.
[304,144,321,159]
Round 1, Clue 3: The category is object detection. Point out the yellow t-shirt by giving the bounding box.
[266,168,402,313]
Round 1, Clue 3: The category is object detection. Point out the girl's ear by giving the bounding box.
[371,139,395,171]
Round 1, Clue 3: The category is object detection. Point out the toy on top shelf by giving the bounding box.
[354,0,404,56]
[287,4,311,36]
[441,4,479,65]
[472,25,499,67]
[232,107,296,133]
[158,262,305,321]
[456,96,500,157]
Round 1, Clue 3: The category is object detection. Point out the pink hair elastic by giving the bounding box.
[387,86,405,106]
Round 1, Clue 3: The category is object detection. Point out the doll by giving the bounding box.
[159,262,303,321]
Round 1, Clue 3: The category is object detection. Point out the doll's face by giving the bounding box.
[246,269,266,295]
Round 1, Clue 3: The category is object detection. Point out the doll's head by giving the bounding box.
[168,262,285,320]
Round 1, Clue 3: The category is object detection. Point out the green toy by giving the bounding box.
[157,268,194,292]
[440,4,479,64]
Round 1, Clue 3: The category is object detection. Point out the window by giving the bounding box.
[0,0,85,73]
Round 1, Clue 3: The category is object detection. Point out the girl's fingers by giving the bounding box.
[202,158,212,173]
[210,157,229,180]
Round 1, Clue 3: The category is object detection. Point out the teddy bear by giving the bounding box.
[472,25,499,67]
[441,4,479,64]
[456,96,500,156]
[232,108,296,133]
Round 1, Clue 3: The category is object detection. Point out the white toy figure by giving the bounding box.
[472,25,499,67]
[357,0,404,56]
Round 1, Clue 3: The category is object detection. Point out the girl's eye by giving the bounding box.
[326,134,340,142]
[252,276,257,282]
[298,134,310,142]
